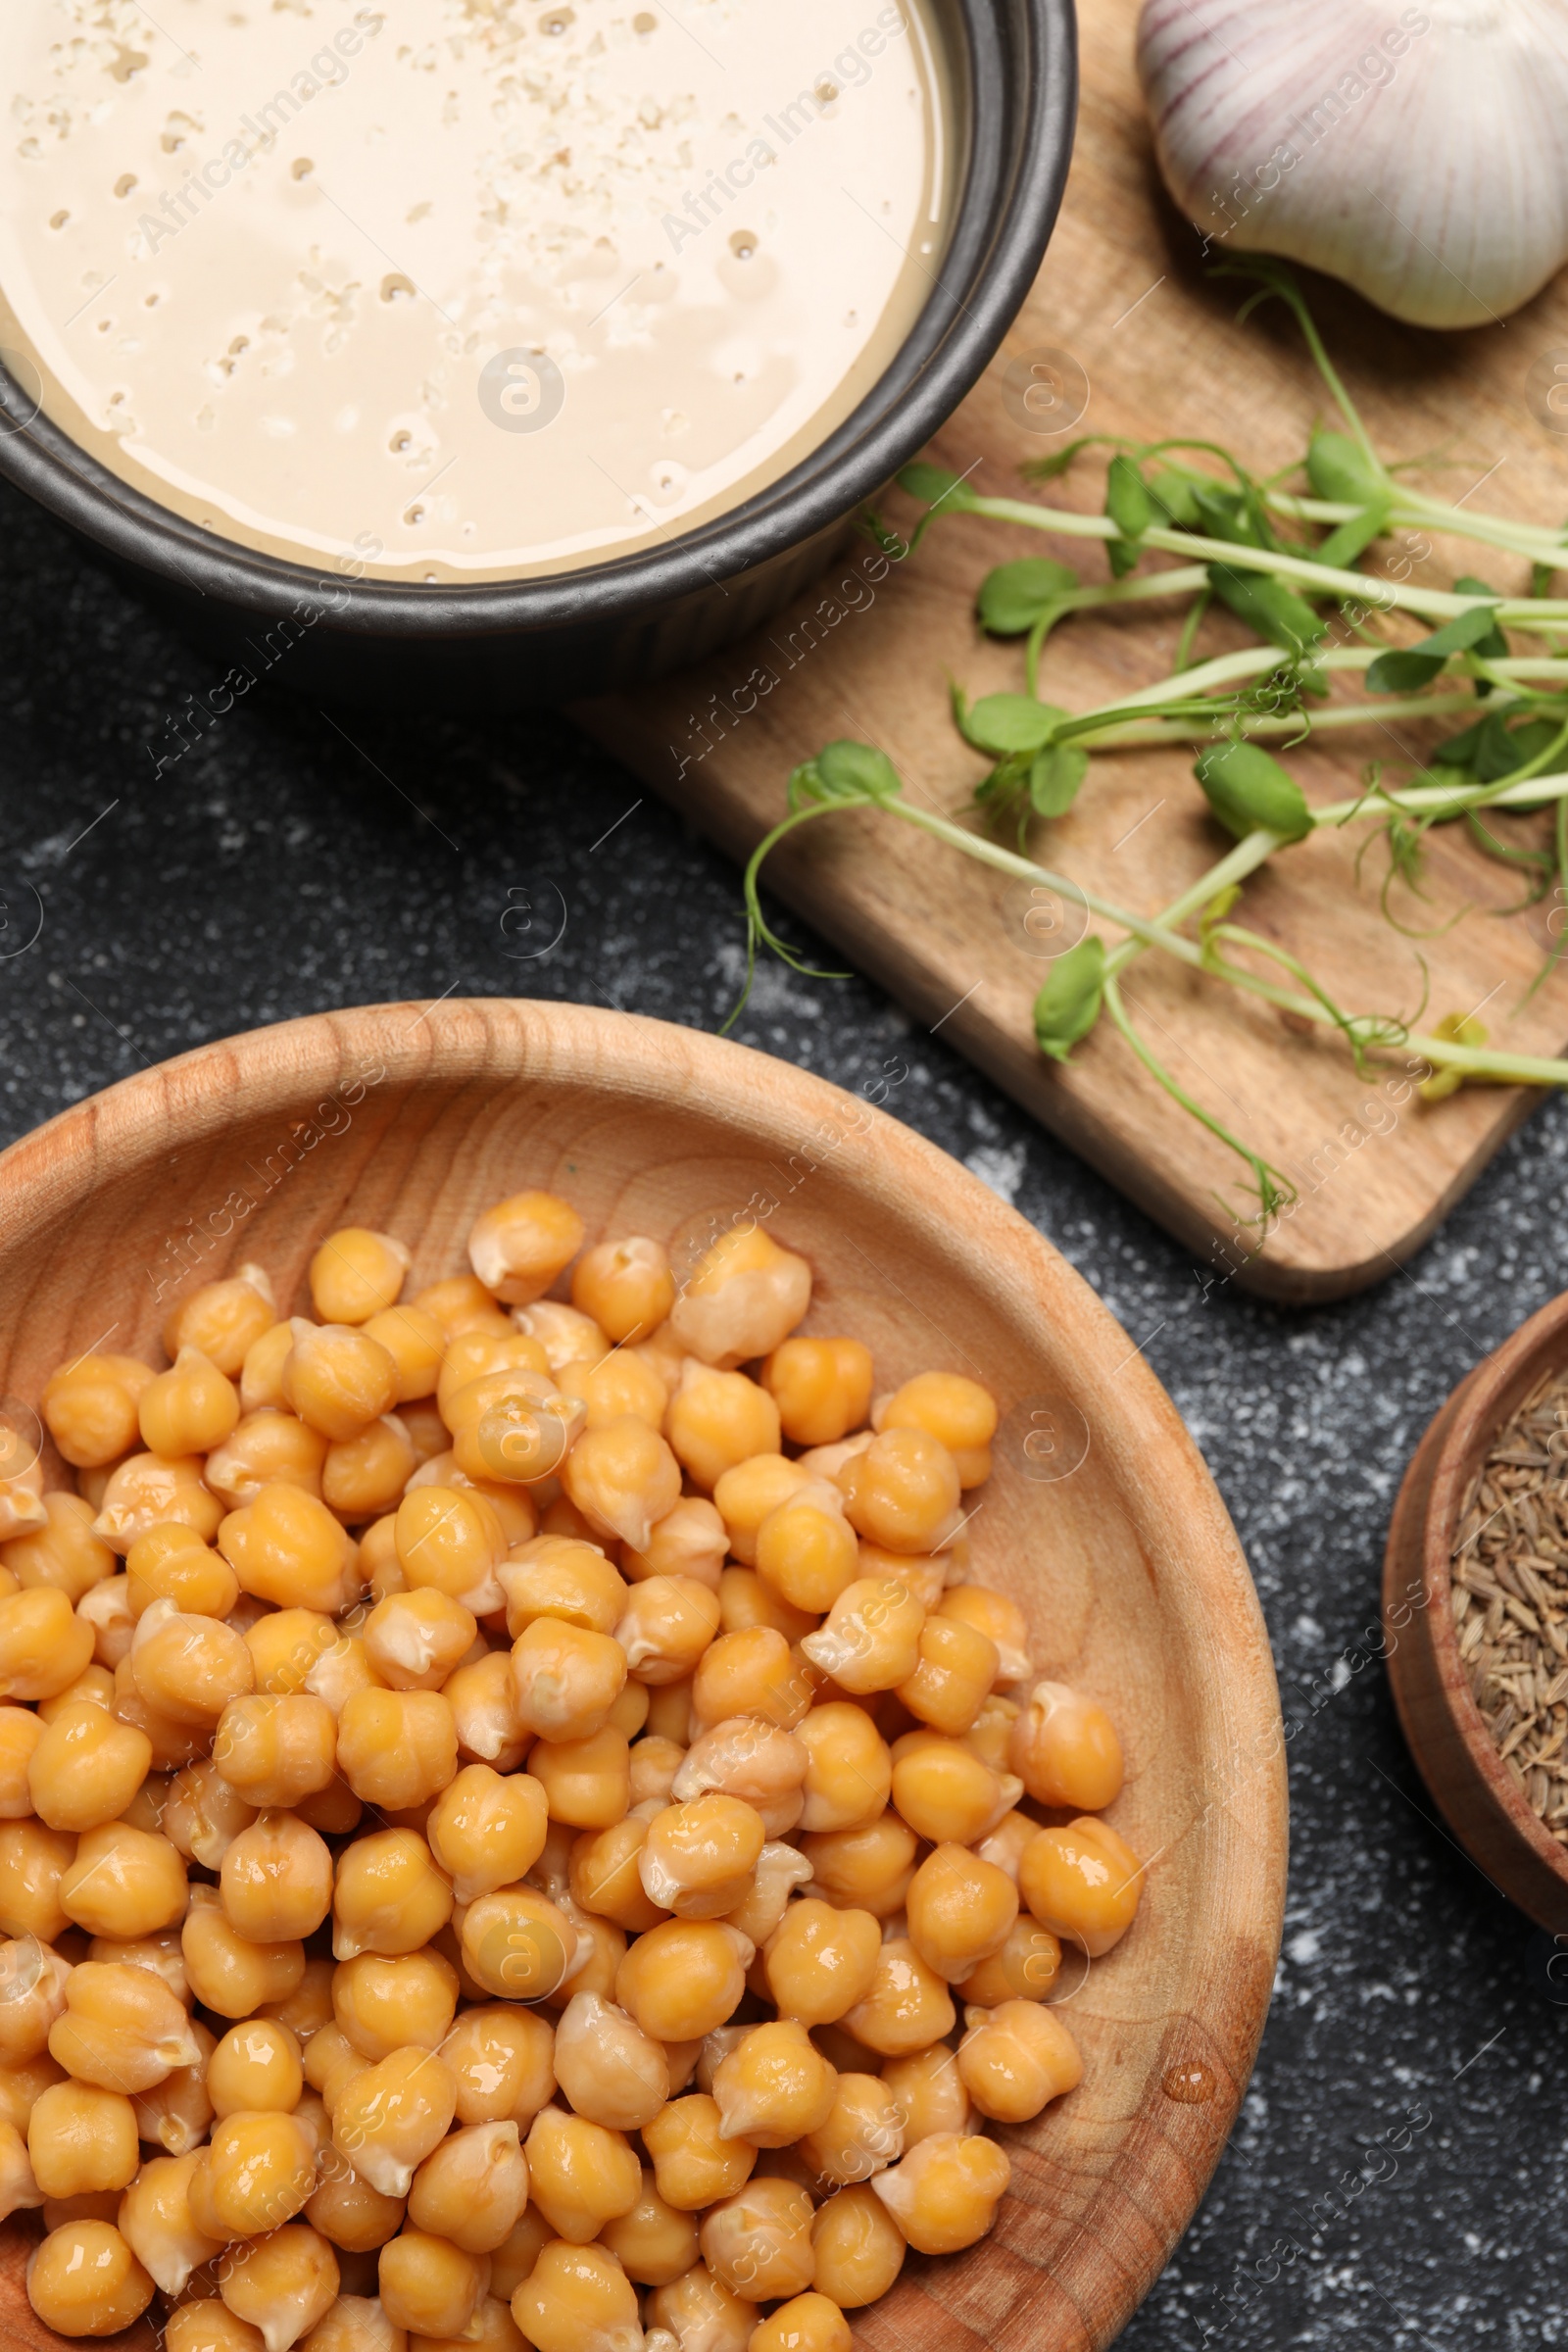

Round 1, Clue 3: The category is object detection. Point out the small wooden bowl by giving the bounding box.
[0,1001,1285,2352]
[1384,1290,1568,1933]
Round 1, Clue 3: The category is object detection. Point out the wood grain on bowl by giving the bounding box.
[1384,1292,1568,1935]
[0,1001,1285,2350]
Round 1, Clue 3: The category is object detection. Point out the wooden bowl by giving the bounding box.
[0,1001,1285,2352]
[1384,1290,1568,1934]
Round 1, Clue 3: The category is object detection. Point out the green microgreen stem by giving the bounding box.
[959,491,1568,625]
[1102,971,1297,1221]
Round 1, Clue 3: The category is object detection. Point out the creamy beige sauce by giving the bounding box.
[0,0,954,581]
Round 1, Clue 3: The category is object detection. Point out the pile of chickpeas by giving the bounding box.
[0,1190,1142,2352]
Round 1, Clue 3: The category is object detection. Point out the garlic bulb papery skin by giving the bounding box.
[1137,0,1568,329]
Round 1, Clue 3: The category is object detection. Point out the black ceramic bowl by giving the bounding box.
[0,0,1075,711]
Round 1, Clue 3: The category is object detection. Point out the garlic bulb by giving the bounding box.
[1137,0,1568,329]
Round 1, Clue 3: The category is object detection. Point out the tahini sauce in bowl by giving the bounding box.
[0,0,954,582]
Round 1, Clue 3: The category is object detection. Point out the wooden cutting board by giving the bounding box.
[579,0,1568,1302]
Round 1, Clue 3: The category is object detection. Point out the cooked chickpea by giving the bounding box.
[567,1815,663,1934]
[205,1409,330,1512]
[467,1191,584,1307]
[699,2175,815,2302]
[167,2307,270,2352]
[132,2016,217,2154]
[0,2049,67,2133]
[797,2072,905,2189]
[640,1790,766,1926]
[754,1492,858,1620]
[795,1706,890,1837]
[716,1570,814,1646]
[322,1418,418,1525]
[512,2237,640,2352]
[309,1230,412,1327]
[528,1726,629,1831]
[0,1586,95,1702]
[220,2223,340,2351]
[77,1575,134,1671]
[510,1615,626,1745]
[164,1268,278,1377]
[522,2102,641,2240]
[1009,1681,1125,1811]
[28,2078,140,2195]
[459,1884,580,2002]
[0,1933,72,2063]
[711,2020,836,2148]
[332,2045,458,2198]
[220,1485,361,1615]
[800,1813,916,1920]
[123,1523,241,1620]
[140,1347,242,1459]
[424,1762,546,1905]
[672,1718,807,1838]
[646,2261,757,2352]
[614,1577,721,1688]
[443,2005,557,2132]
[762,1900,881,2027]
[406,2119,529,2254]
[551,1990,667,2131]
[896,1617,998,1739]
[500,1539,627,1639]
[642,2090,756,2211]
[331,1951,457,2066]
[935,1585,1030,1683]
[201,2107,318,2235]
[183,1885,306,2019]
[869,2130,1009,2255]
[27,1697,151,1833]
[26,2218,155,2337]
[2,1493,117,1604]
[304,2161,406,2256]
[595,2168,698,2285]
[336,1690,458,1812]
[246,1608,339,1695]
[0,1819,75,1941]
[42,1354,156,1470]
[874,1375,997,1490]
[760,1340,873,1450]
[890,1736,1019,1846]
[670,1228,811,1371]
[622,1497,727,1591]
[207,2017,306,2116]
[571,1237,675,1346]
[808,2181,906,2308]
[219,1811,333,1944]
[281,1324,401,1446]
[615,1919,752,2044]
[395,1488,508,1616]
[709,1457,808,1571]
[1018,1816,1142,1956]
[690,1627,808,1735]
[333,1829,454,1962]
[515,1302,611,1375]
[664,1363,781,1495]
[799,1579,923,1696]
[957,1914,1062,2006]
[553,1417,676,1555]
[118,2148,224,2296]
[956,1998,1081,2123]
[414,1274,513,1344]
[905,1843,1018,1984]
[47,1958,199,2091]
[834,1429,960,1556]
[216,1692,338,1808]
[362,1589,474,1691]
[60,1819,188,1938]
[841,1939,955,2059]
[131,1596,256,1725]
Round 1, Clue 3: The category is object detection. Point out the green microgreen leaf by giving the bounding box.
[1314,498,1392,570]
[1306,431,1386,508]
[976,558,1079,636]
[1105,454,1153,541]
[1207,564,1325,657]
[1034,937,1105,1062]
[793,740,902,805]
[1029,742,1089,817]
[956,693,1067,756]
[1195,741,1314,843]
[1364,589,1506,692]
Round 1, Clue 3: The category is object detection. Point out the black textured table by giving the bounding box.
[3,477,1563,2349]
